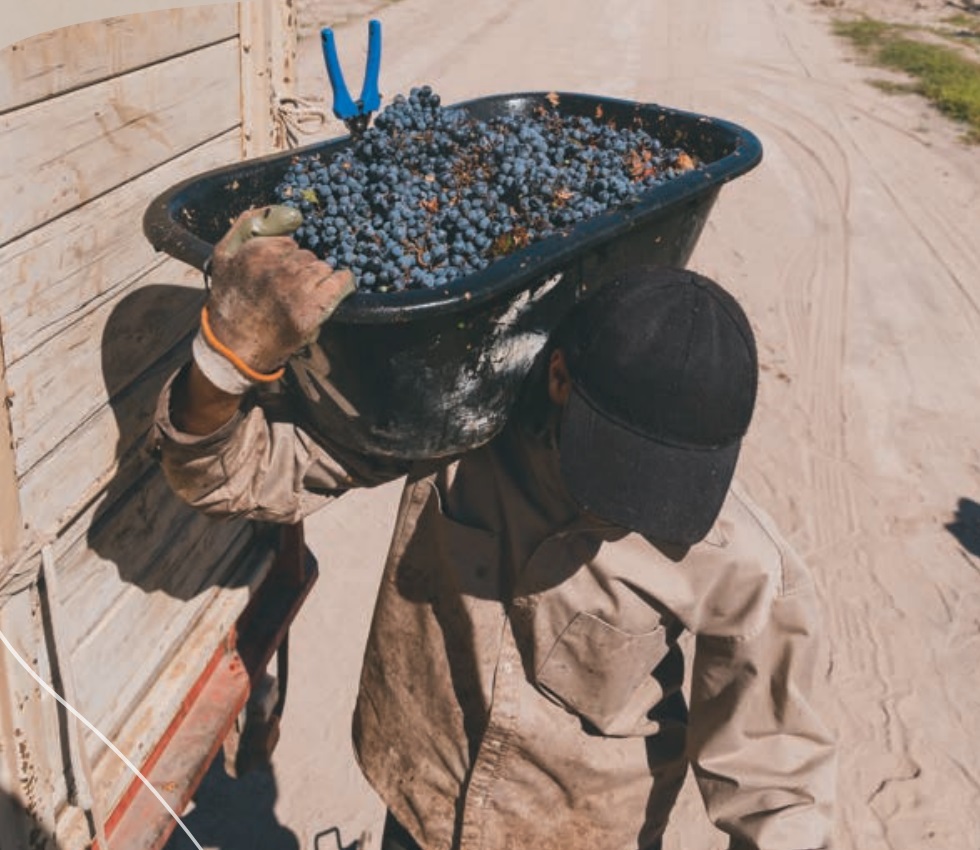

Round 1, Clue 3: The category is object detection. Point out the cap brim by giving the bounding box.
[558,386,740,545]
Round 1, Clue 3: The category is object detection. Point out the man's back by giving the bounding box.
[152,241,836,850]
[352,420,834,850]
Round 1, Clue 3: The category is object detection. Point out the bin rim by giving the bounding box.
[143,90,763,325]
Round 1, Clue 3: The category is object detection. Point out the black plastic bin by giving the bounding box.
[144,91,762,460]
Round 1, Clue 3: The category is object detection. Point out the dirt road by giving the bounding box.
[170,1,980,848]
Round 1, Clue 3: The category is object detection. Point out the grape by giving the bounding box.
[274,86,699,293]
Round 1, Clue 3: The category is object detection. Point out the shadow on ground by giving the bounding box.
[946,497,980,558]
[0,789,62,849]
[162,758,299,850]
[314,825,365,850]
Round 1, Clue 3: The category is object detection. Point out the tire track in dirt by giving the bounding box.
[738,13,859,561]
[699,81,862,556]
[840,112,980,324]
[766,0,816,78]
[656,6,980,844]
[743,76,980,848]
[801,68,980,847]
[661,56,980,850]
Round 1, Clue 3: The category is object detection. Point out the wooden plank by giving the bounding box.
[49,465,186,636]
[0,337,23,568]
[240,0,298,157]
[16,317,195,537]
[0,39,240,247]
[0,580,63,838]
[0,5,239,113]
[7,255,204,478]
[71,518,256,740]
[55,544,276,850]
[105,528,313,850]
[85,540,274,809]
[54,467,249,655]
[239,0,268,158]
[0,128,240,366]
[272,0,300,150]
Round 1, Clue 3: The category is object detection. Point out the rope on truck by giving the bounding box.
[273,94,331,149]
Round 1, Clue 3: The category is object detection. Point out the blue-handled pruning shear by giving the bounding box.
[321,19,382,136]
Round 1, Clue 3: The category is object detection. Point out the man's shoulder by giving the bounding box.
[670,480,814,638]
[720,480,814,596]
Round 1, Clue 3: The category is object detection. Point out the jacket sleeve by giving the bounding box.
[148,365,408,523]
[686,547,837,850]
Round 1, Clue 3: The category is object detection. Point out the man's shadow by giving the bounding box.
[947,497,980,558]
[0,789,62,849]
[89,283,259,599]
[162,758,300,850]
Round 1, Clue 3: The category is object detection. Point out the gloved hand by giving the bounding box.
[194,205,355,394]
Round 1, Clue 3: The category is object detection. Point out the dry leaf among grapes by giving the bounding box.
[491,227,532,257]
[626,149,658,181]
[554,187,575,206]
[674,152,697,172]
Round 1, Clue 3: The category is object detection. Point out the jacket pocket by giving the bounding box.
[535,611,669,737]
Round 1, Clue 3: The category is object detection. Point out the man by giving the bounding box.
[152,208,836,850]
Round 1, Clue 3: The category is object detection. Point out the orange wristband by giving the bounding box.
[200,306,286,383]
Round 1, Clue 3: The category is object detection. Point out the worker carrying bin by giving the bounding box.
[144,20,836,850]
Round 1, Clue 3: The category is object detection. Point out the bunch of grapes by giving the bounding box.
[275,86,697,293]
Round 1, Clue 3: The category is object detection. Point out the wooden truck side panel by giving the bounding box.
[0,4,299,846]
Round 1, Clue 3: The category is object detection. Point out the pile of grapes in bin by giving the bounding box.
[275,86,698,293]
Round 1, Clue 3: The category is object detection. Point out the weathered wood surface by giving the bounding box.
[240,0,299,156]
[0,340,23,569]
[72,517,255,744]
[88,542,275,824]
[0,2,297,840]
[0,581,62,840]
[8,259,201,527]
[8,256,204,476]
[56,542,276,847]
[0,125,241,543]
[0,128,240,366]
[0,4,239,114]
[54,468,247,653]
[0,39,240,247]
[15,313,197,537]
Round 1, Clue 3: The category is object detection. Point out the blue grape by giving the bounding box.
[274,86,698,293]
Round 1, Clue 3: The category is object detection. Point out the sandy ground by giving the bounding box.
[167,1,980,849]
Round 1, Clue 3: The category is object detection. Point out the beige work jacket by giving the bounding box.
[152,369,836,850]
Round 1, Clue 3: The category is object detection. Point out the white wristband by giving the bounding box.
[192,328,258,395]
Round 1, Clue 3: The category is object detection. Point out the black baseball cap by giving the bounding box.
[557,267,758,545]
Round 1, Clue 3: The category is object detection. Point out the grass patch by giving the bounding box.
[834,17,980,142]
[871,80,920,95]
[938,14,980,51]
[942,14,980,38]
[834,18,892,49]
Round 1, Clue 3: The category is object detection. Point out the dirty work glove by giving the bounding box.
[193,205,355,395]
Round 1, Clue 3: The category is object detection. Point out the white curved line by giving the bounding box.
[0,627,204,850]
